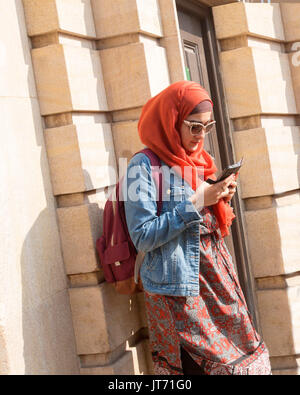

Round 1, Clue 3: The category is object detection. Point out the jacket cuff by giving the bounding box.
[175,199,202,226]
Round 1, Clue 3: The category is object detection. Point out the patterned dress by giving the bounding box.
[144,208,271,375]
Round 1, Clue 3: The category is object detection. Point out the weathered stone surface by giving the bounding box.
[80,345,147,375]
[69,284,142,355]
[91,0,162,39]
[233,126,300,199]
[22,0,58,36]
[233,128,272,198]
[272,368,300,375]
[0,0,36,98]
[111,120,144,171]
[21,289,80,374]
[0,0,80,372]
[32,44,108,115]
[63,45,108,111]
[220,47,297,118]
[245,203,300,278]
[23,0,96,37]
[270,354,300,375]
[257,287,300,357]
[158,0,179,36]
[57,204,103,275]
[45,123,117,195]
[45,125,84,194]
[80,338,151,375]
[213,3,285,41]
[100,42,170,111]
[213,2,248,40]
[280,3,300,42]
[160,35,186,83]
[256,274,300,291]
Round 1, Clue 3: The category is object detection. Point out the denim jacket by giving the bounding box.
[123,151,219,297]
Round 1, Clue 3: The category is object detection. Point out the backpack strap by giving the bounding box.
[135,148,163,216]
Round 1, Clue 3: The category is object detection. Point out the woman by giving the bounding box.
[123,81,271,375]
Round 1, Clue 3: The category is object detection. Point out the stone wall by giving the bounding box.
[0,0,79,374]
[21,0,185,375]
[15,0,300,375]
[213,2,300,375]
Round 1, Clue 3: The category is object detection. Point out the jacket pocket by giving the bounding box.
[144,247,170,284]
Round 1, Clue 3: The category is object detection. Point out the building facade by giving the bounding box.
[1,0,300,374]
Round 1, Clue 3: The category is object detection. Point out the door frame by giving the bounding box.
[176,0,261,332]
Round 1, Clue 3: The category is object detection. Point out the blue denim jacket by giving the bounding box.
[123,151,218,297]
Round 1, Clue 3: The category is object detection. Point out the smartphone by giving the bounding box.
[206,158,244,184]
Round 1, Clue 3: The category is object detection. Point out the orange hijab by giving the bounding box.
[138,81,235,237]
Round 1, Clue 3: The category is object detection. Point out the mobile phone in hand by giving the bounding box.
[206,158,244,184]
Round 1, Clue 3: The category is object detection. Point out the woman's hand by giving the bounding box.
[223,180,237,203]
[189,175,236,209]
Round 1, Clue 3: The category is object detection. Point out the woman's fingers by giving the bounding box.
[223,183,238,201]
[193,176,237,207]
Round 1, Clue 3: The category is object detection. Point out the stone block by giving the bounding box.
[22,0,58,36]
[233,126,300,199]
[245,203,300,278]
[270,354,300,372]
[159,35,186,83]
[69,284,142,355]
[80,340,149,375]
[100,42,170,111]
[23,0,96,37]
[91,0,162,39]
[220,47,297,118]
[257,287,300,357]
[158,0,180,37]
[220,47,260,118]
[111,120,143,170]
[32,44,108,115]
[233,128,272,198]
[57,204,103,275]
[213,3,248,40]
[213,3,285,41]
[45,123,117,195]
[272,368,300,375]
[280,4,300,42]
[251,48,296,115]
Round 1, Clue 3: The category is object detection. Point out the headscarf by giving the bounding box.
[138,80,235,237]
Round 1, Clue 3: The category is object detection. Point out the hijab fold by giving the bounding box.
[138,81,235,237]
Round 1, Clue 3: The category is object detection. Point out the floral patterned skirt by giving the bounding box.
[144,233,272,375]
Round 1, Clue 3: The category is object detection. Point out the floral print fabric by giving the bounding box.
[144,209,272,375]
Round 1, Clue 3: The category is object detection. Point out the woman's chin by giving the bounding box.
[188,143,199,152]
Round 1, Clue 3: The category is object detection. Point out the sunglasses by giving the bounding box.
[183,120,216,136]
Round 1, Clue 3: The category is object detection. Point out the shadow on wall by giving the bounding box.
[76,173,152,374]
[11,0,80,374]
[16,0,150,374]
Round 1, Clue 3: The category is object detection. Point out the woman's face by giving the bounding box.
[180,111,212,153]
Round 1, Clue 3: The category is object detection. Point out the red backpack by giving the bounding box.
[96,148,162,295]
